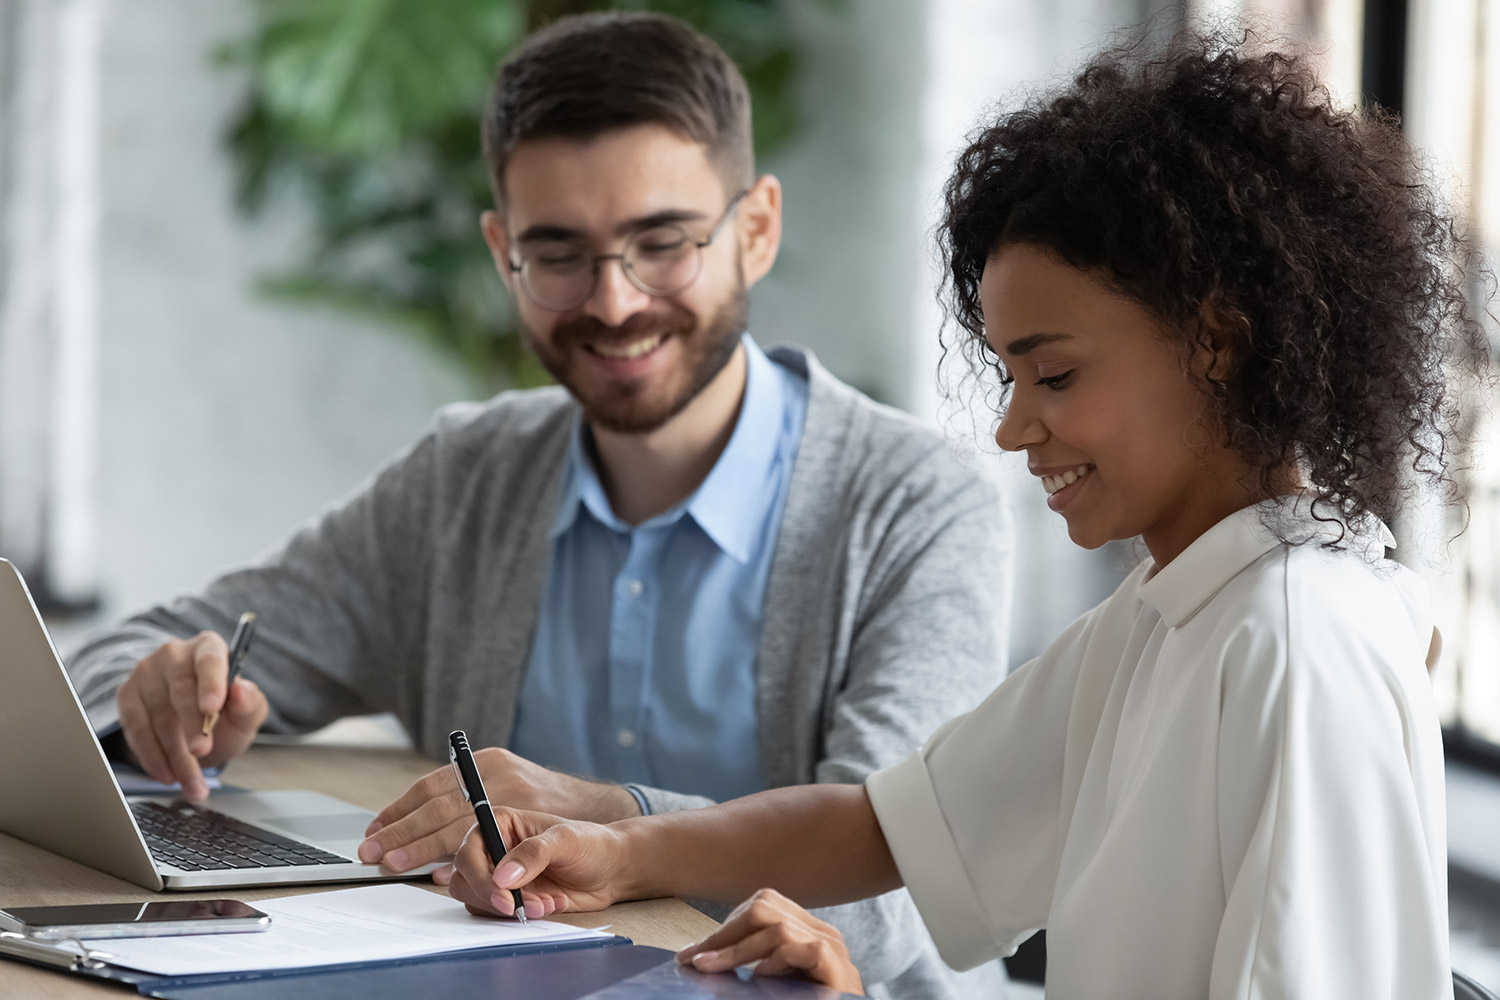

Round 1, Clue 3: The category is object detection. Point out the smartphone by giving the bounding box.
[0,899,271,940]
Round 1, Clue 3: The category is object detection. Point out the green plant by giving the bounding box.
[219,0,817,390]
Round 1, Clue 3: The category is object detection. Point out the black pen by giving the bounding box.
[448,730,527,924]
[201,612,258,735]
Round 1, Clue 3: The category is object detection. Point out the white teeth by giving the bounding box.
[1041,465,1092,495]
[593,333,665,359]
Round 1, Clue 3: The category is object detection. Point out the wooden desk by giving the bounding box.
[0,743,719,998]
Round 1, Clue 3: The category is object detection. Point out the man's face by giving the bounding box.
[487,125,769,434]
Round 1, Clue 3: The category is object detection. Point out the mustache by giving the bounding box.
[552,309,696,351]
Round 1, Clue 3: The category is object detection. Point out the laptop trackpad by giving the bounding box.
[264,813,372,841]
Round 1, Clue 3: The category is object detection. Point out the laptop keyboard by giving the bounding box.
[131,801,350,871]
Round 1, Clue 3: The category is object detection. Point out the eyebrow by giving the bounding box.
[514,208,711,244]
[1003,332,1073,356]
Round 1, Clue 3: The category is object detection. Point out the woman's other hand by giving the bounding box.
[675,888,864,995]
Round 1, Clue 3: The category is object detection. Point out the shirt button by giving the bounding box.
[617,729,637,748]
[626,579,644,598]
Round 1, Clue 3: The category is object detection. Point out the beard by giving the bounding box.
[520,273,749,435]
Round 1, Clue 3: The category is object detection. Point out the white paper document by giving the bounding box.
[84,883,612,976]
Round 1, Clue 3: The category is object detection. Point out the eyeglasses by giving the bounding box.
[507,190,748,311]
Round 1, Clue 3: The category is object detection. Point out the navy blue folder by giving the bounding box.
[2,934,858,999]
[142,939,665,999]
[1,932,638,998]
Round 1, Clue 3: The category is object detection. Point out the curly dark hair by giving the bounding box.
[939,29,1491,539]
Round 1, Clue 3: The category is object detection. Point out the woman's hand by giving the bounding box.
[675,889,864,995]
[445,807,631,919]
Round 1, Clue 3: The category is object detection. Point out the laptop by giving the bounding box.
[0,558,441,890]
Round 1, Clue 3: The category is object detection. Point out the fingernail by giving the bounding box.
[187,781,207,801]
[358,839,383,863]
[432,864,453,886]
[692,950,723,969]
[494,861,523,886]
[491,892,512,914]
[385,848,408,871]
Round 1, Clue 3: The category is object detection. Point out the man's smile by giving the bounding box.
[586,331,668,360]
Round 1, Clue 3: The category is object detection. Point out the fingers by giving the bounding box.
[127,642,211,800]
[189,632,231,734]
[114,633,260,802]
[359,770,472,867]
[365,813,469,872]
[675,889,862,994]
[200,679,269,767]
[451,808,558,895]
[448,826,523,917]
[369,764,458,835]
[443,809,624,919]
[221,677,268,732]
[688,926,827,975]
[116,673,167,779]
[366,767,453,839]
[146,686,209,800]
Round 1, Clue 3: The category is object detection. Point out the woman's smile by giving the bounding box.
[1035,463,1095,511]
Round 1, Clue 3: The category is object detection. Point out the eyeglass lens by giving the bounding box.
[520,224,703,309]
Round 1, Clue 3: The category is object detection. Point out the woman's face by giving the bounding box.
[983,243,1262,567]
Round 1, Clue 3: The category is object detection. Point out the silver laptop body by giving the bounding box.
[0,558,439,890]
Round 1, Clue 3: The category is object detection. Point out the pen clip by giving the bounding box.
[230,612,257,671]
[449,745,472,804]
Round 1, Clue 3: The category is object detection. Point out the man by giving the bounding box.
[69,12,1011,997]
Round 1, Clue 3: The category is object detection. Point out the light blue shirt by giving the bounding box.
[510,335,809,808]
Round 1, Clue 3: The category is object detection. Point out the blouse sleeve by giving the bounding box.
[1209,557,1450,1000]
[865,603,1108,971]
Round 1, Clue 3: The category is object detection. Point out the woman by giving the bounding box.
[445,31,1488,999]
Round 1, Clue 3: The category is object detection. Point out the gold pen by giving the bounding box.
[201,612,257,735]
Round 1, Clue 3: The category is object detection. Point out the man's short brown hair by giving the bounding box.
[482,12,754,207]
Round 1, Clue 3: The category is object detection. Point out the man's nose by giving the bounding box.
[582,258,654,328]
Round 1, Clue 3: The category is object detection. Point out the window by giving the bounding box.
[1402,0,1500,753]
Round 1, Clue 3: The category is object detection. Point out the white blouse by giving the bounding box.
[867,504,1450,1000]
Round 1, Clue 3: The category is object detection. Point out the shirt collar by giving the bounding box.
[684,335,787,564]
[549,334,786,564]
[1137,497,1397,628]
[550,419,617,538]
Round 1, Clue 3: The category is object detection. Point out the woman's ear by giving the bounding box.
[736,174,783,290]
[1191,292,1246,383]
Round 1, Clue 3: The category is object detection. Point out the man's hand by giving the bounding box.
[358,747,641,874]
[446,808,627,919]
[676,889,864,995]
[115,632,270,802]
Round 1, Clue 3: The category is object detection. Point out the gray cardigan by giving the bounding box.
[69,347,1013,998]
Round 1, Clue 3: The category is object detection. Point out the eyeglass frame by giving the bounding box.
[505,188,750,311]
